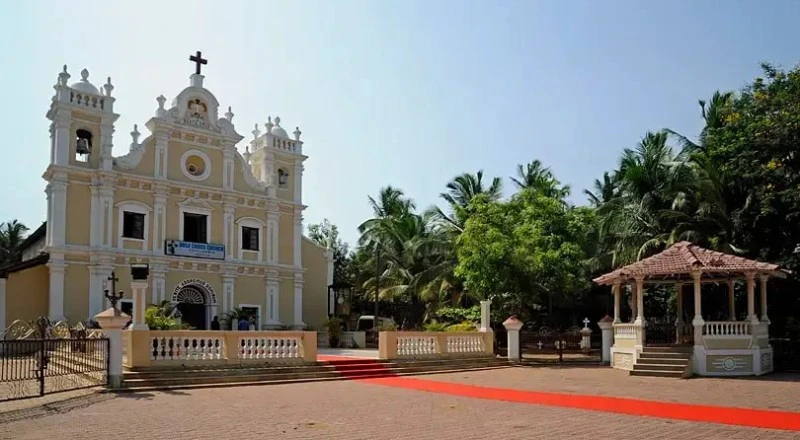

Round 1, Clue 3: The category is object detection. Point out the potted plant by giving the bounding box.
[326,317,342,348]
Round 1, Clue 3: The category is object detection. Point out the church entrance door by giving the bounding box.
[175,286,208,330]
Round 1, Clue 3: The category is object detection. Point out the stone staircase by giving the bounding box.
[121,357,511,391]
[630,346,692,378]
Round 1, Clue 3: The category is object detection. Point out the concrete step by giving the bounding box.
[634,357,688,366]
[629,369,684,378]
[121,364,511,392]
[632,363,685,372]
[638,352,691,360]
[641,346,692,354]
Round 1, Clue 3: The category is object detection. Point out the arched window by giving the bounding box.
[75,129,93,162]
[278,168,289,187]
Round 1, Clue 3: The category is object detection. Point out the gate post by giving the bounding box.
[503,316,524,362]
[479,300,491,332]
[597,315,613,364]
[95,308,130,389]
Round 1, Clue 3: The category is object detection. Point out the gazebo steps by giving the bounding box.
[630,346,692,378]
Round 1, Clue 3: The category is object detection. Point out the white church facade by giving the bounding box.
[0,52,333,331]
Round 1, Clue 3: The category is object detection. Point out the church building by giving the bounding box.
[0,52,333,331]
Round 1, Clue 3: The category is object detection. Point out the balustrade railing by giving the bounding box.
[702,321,751,337]
[379,331,493,359]
[127,330,317,367]
[613,323,640,339]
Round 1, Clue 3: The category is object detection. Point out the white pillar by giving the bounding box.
[0,278,6,332]
[89,184,101,247]
[634,277,645,325]
[728,280,736,321]
[52,114,71,166]
[502,317,524,362]
[479,300,491,332]
[293,272,305,329]
[294,161,303,204]
[222,274,236,316]
[47,258,66,320]
[629,284,637,323]
[153,192,167,255]
[88,265,108,317]
[151,269,166,304]
[266,210,279,264]
[49,178,67,246]
[93,308,128,389]
[612,282,621,323]
[293,209,302,267]
[746,272,757,323]
[131,281,149,330]
[675,283,684,344]
[759,275,769,324]
[265,276,281,327]
[597,316,613,364]
[223,203,235,260]
[692,270,704,346]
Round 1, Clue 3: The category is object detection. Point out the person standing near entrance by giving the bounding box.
[238,317,250,331]
[211,316,220,330]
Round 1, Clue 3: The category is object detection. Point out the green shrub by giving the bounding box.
[434,306,481,324]
[145,305,182,330]
[423,321,448,332]
[445,321,476,332]
[377,321,397,331]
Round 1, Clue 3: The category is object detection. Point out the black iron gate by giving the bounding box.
[0,338,109,402]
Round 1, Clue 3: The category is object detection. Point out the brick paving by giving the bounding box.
[422,366,800,411]
[0,376,797,439]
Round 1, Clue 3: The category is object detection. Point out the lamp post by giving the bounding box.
[104,289,124,310]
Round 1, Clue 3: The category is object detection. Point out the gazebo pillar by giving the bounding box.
[675,283,683,344]
[629,283,637,323]
[746,272,758,323]
[759,275,769,324]
[612,281,621,323]
[727,280,736,321]
[634,277,645,325]
[691,270,703,346]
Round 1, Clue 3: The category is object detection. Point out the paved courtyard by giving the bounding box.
[0,367,798,439]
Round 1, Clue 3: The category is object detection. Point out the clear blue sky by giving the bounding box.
[1,1,798,246]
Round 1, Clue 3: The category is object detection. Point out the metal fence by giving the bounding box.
[0,338,109,402]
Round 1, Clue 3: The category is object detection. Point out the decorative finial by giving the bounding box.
[252,123,261,139]
[293,126,302,141]
[131,124,141,145]
[104,77,114,97]
[243,145,251,164]
[225,106,234,121]
[57,65,70,86]
[274,116,281,126]
[80,68,90,82]
[156,95,167,117]
[265,116,274,133]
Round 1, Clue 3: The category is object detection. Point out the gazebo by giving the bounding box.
[594,241,784,376]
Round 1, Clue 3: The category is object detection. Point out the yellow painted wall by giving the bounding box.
[235,276,264,311]
[275,157,295,202]
[302,239,329,329]
[5,265,49,323]
[65,183,91,246]
[63,264,89,323]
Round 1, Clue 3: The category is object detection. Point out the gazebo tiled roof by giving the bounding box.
[593,241,783,285]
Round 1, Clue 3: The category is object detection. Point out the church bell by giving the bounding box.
[76,138,91,155]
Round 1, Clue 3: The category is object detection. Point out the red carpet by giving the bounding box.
[318,355,800,431]
[360,376,800,432]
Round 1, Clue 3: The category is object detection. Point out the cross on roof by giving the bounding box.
[189,51,208,75]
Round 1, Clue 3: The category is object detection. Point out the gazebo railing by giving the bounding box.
[702,321,751,337]
[613,323,641,340]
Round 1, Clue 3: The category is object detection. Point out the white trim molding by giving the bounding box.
[115,201,152,251]
[179,149,212,182]
[235,216,265,261]
[0,278,6,331]
[238,303,262,329]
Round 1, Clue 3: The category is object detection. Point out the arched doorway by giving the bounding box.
[171,278,218,330]
[175,286,207,330]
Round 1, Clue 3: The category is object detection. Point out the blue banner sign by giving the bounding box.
[165,240,225,260]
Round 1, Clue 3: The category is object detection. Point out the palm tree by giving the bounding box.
[434,170,501,232]
[584,172,617,207]
[0,220,29,266]
[511,160,571,199]
[666,90,734,154]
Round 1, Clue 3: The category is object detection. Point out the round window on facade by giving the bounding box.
[180,150,211,181]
